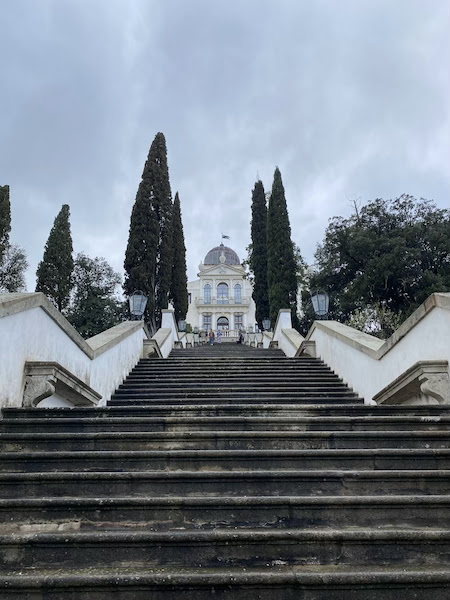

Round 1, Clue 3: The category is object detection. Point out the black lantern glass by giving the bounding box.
[129,290,148,320]
[311,291,329,319]
[178,319,186,332]
[262,318,271,331]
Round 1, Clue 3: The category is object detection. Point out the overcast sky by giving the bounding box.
[1,0,449,291]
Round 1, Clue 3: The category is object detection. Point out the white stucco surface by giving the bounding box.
[272,309,304,357]
[0,293,148,408]
[307,293,450,403]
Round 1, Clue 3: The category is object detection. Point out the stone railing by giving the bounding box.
[0,293,149,409]
[265,293,450,406]
[301,292,450,405]
[194,296,251,307]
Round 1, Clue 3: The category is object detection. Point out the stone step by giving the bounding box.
[108,397,363,407]
[1,430,448,451]
[7,565,450,600]
[1,528,449,570]
[1,565,449,600]
[108,391,364,406]
[0,469,448,497]
[5,404,450,419]
[131,365,325,372]
[2,448,450,473]
[113,386,357,395]
[120,373,344,387]
[118,384,352,393]
[1,566,449,600]
[1,495,449,532]
[2,415,450,433]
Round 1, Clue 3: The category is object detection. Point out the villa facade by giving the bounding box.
[186,243,257,334]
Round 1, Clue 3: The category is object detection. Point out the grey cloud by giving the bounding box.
[0,0,448,289]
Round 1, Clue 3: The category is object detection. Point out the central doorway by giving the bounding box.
[217,316,229,332]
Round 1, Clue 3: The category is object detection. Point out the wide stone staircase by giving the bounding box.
[0,344,450,598]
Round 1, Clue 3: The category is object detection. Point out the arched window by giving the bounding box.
[217,282,229,304]
[234,283,242,304]
[204,284,211,304]
[217,316,229,330]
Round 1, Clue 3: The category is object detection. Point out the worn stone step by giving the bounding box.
[5,405,450,419]
[118,384,352,394]
[3,415,450,434]
[2,495,450,532]
[129,367,331,375]
[112,388,358,398]
[109,395,361,406]
[3,448,450,473]
[0,469,448,497]
[1,430,448,451]
[1,528,449,570]
[122,377,344,386]
[1,566,450,600]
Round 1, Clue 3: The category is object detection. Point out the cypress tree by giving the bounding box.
[169,192,188,324]
[250,180,269,329]
[266,167,298,326]
[124,132,173,332]
[36,204,74,312]
[0,185,11,263]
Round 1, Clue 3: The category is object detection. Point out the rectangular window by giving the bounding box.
[188,293,191,304]
[202,314,212,330]
[234,314,243,331]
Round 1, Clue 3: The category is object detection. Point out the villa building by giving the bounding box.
[186,243,256,334]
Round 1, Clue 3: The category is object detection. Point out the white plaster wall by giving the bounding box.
[310,306,450,403]
[272,310,301,356]
[186,270,257,332]
[161,332,174,358]
[0,307,91,407]
[263,332,273,349]
[0,296,148,408]
[89,327,147,405]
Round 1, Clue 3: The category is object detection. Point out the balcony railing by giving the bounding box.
[194,296,251,307]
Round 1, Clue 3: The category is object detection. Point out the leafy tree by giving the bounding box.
[0,185,11,263]
[266,167,299,326]
[250,180,269,328]
[124,132,173,333]
[0,244,28,292]
[169,192,188,324]
[36,204,74,312]
[345,303,404,340]
[310,195,450,326]
[67,253,123,339]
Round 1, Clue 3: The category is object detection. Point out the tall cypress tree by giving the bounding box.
[0,185,11,263]
[266,167,298,326]
[36,204,74,312]
[250,180,269,329]
[170,192,188,324]
[124,132,173,332]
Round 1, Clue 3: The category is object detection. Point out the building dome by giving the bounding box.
[204,243,240,265]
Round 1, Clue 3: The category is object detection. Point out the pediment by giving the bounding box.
[198,263,245,277]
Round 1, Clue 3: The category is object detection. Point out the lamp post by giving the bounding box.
[262,318,271,332]
[129,290,148,320]
[311,291,329,320]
